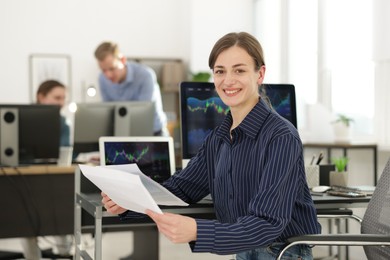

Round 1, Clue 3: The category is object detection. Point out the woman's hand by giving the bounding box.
[101,192,127,215]
[146,209,197,243]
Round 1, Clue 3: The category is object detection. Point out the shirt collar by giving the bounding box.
[124,62,134,83]
[216,97,272,140]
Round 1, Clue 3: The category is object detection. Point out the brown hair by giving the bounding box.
[94,41,121,61]
[208,32,265,71]
[36,80,65,103]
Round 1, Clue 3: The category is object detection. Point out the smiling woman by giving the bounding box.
[209,32,266,128]
[102,32,320,260]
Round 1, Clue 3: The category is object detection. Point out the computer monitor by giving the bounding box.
[261,83,297,128]
[99,136,176,183]
[73,101,155,156]
[179,82,297,167]
[0,104,61,166]
[179,82,229,167]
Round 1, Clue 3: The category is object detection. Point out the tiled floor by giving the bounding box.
[0,232,231,260]
[84,231,232,260]
[0,217,367,260]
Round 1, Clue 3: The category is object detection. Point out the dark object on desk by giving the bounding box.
[179,82,297,167]
[0,104,60,166]
[319,164,335,186]
[332,184,375,196]
[99,136,175,184]
[276,157,390,260]
[327,190,366,198]
[316,152,324,165]
[41,248,73,259]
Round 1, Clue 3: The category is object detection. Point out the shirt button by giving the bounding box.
[229,194,233,199]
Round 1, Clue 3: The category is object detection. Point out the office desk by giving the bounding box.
[74,164,370,260]
[0,165,75,238]
[304,142,378,185]
[312,193,370,209]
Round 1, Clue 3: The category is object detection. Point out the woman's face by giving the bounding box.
[212,46,265,111]
[38,86,66,107]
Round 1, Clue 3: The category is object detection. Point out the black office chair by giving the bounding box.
[277,158,390,260]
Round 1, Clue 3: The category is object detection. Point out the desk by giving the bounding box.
[304,142,378,185]
[312,194,370,209]
[74,165,216,260]
[0,165,75,238]
[74,166,371,260]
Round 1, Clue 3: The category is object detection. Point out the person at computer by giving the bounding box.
[21,79,72,259]
[101,32,321,259]
[36,79,70,146]
[94,41,168,136]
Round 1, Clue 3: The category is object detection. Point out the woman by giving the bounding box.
[36,79,70,147]
[102,32,321,259]
[21,80,72,259]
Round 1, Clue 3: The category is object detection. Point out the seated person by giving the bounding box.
[21,79,72,259]
[101,32,321,259]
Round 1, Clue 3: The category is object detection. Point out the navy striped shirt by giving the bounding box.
[161,98,321,254]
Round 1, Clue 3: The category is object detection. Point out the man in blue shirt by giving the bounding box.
[94,42,168,136]
[102,32,321,259]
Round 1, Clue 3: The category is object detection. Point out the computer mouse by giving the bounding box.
[312,186,332,193]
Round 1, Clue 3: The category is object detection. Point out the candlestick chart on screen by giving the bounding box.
[104,141,170,181]
[185,96,229,156]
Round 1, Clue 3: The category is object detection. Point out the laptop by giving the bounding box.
[99,136,176,183]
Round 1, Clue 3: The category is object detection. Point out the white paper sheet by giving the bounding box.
[79,164,188,214]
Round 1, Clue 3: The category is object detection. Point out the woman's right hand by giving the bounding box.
[101,192,127,215]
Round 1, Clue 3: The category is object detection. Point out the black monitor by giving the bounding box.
[179,82,297,166]
[179,82,229,166]
[261,83,297,128]
[0,104,61,166]
[73,101,155,156]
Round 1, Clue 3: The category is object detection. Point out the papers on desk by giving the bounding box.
[79,164,188,214]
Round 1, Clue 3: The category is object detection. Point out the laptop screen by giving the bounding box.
[99,136,175,183]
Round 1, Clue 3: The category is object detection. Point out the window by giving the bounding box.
[254,0,374,140]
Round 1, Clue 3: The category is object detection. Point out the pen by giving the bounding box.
[316,152,324,165]
[310,154,316,165]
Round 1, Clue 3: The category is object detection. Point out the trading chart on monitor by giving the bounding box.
[264,84,297,128]
[180,83,230,159]
[180,82,296,163]
[103,141,171,182]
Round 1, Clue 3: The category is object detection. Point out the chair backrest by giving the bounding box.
[361,158,390,259]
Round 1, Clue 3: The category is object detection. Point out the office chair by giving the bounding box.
[277,157,390,260]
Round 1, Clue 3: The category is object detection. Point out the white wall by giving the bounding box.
[0,0,190,103]
[373,0,390,150]
[189,0,254,72]
[0,0,253,104]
